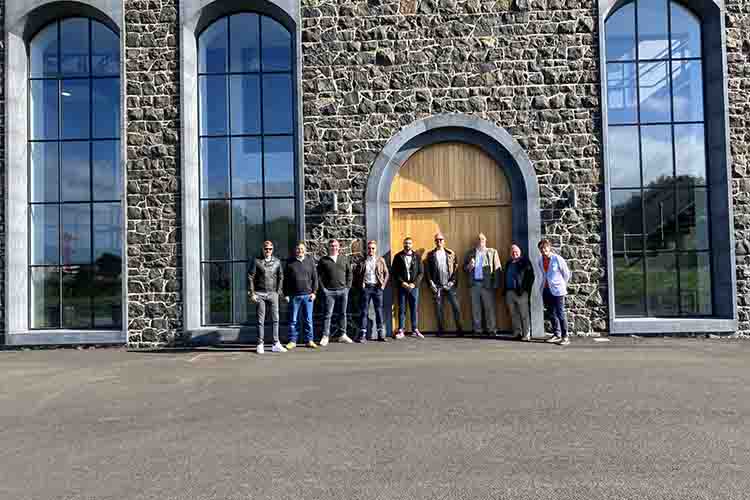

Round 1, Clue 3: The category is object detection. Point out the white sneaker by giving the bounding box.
[337,334,354,344]
[413,330,424,339]
[560,338,571,346]
[395,331,405,340]
[546,336,562,343]
[320,336,330,347]
[272,342,287,353]
[256,344,265,354]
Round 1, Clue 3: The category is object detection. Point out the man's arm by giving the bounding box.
[413,256,424,287]
[560,255,572,283]
[345,258,353,288]
[276,261,284,295]
[493,250,503,288]
[380,258,389,289]
[311,259,319,296]
[247,260,256,296]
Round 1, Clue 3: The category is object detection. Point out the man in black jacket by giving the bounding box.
[283,242,319,350]
[504,243,535,341]
[317,239,354,346]
[392,237,424,339]
[248,240,286,354]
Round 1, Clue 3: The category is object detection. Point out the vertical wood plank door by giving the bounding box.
[390,142,513,334]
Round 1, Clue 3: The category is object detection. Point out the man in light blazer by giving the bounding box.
[537,239,572,345]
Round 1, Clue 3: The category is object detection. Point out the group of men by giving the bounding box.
[247,236,572,354]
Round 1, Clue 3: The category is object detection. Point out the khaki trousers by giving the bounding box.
[505,291,531,338]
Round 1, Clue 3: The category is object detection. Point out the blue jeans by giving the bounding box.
[543,288,568,338]
[360,286,384,338]
[288,294,314,343]
[398,286,419,331]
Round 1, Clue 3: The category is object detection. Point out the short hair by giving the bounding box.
[328,239,340,246]
[476,233,487,240]
[537,239,551,250]
[403,236,413,243]
[434,232,445,240]
[296,241,307,249]
[263,240,274,247]
[367,239,378,247]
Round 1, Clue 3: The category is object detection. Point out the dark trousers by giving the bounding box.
[360,285,384,339]
[543,287,568,338]
[397,286,419,331]
[433,286,462,333]
[322,288,349,338]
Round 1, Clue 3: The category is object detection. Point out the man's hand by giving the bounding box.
[408,283,416,289]
[446,281,455,289]
[430,283,438,294]
[310,293,316,302]
[402,282,410,289]
[285,296,290,303]
[469,257,475,269]
[250,293,258,303]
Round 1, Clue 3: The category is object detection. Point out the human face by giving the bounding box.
[434,235,445,249]
[540,244,551,258]
[477,235,487,248]
[263,244,274,258]
[296,245,306,258]
[329,240,340,256]
[367,243,377,256]
[403,239,413,252]
[510,245,521,260]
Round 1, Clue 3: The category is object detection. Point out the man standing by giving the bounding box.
[463,233,502,336]
[354,240,389,342]
[391,237,424,339]
[284,242,319,350]
[504,243,535,341]
[317,239,354,346]
[248,241,286,354]
[537,239,572,346]
[426,233,463,336]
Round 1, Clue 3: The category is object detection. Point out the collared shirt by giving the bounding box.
[264,256,273,262]
[330,254,338,263]
[296,255,305,262]
[473,248,486,281]
[435,249,449,284]
[365,256,378,285]
[404,252,413,281]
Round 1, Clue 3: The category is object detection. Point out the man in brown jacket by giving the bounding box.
[426,233,464,336]
[354,239,389,342]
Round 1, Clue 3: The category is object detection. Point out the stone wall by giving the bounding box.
[124,0,182,347]
[726,0,750,335]
[301,0,606,334]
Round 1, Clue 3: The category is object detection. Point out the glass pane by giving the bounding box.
[93,203,122,261]
[612,190,643,253]
[607,63,637,124]
[62,204,92,265]
[639,62,671,123]
[30,267,60,328]
[264,136,295,196]
[674,124,706,185]
[261,16,291,72]
[31,205,59,265]
[679,252,712,315]
[92,21,120,76]
[198,17,228,74]
[614,255,645,316]
[671,3,702,59]
[644,189,676,251]
[605,3,636,62]
[93,78,120,138]
[641,125,673,187]
[262,74,293,134]
[199,75,228,136]
[93,265,122,328]
[61,79,91,139]
[201,200,230,261]
[637,0,669,60]
[231,137,262,197]
[62,266,93,328]
[30,80,59,140]
[232,199,263,261]
[230,13,260,72]
[230,75,261,135]
[61,142,91,202]
[646,253,678,316]
[200,137,229,198]
[677,188,709,251]
[30,142,59,202]
[60,18,89,76]
[265,198,295,259]
[93,140,121,201]
[608,126,640,188]
[672,60,704,122]
[233,262,250,324]
[202,263,231,324]
[30,23,59,77]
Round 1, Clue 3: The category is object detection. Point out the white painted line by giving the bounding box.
[593,338,611,342]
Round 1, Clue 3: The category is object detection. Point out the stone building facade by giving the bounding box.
[0,0,746,347]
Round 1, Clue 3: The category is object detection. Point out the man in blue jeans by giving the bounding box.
[355,240,389,342]
[391,237,424,339]
[537,239,572,346]
[284,242,319,350]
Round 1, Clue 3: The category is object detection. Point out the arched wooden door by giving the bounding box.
[389,142,513,333]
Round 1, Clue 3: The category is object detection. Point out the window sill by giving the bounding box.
[611,318,736,335]
[5,330,125,346]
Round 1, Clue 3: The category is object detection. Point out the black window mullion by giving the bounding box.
[226,17,235,323]
[633,0,649,316]
[259,14,268,251]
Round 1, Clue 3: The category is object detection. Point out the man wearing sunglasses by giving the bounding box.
[426,233,463,336]
[248,241,286,354]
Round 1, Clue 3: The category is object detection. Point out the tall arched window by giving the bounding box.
[28,18,122,329]
[198,13,297,326]
[606,1,711,318]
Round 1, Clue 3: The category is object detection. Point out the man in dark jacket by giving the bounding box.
[317,239,354,346]
[391,236,424,339]
[248,240,285,354]
[426,233,463,336]
[504,243,535,341]
[283,241,319,350]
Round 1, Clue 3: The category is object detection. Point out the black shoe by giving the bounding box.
[356,336,367,344]
[378,337,388,342]
[456,329,464,337]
